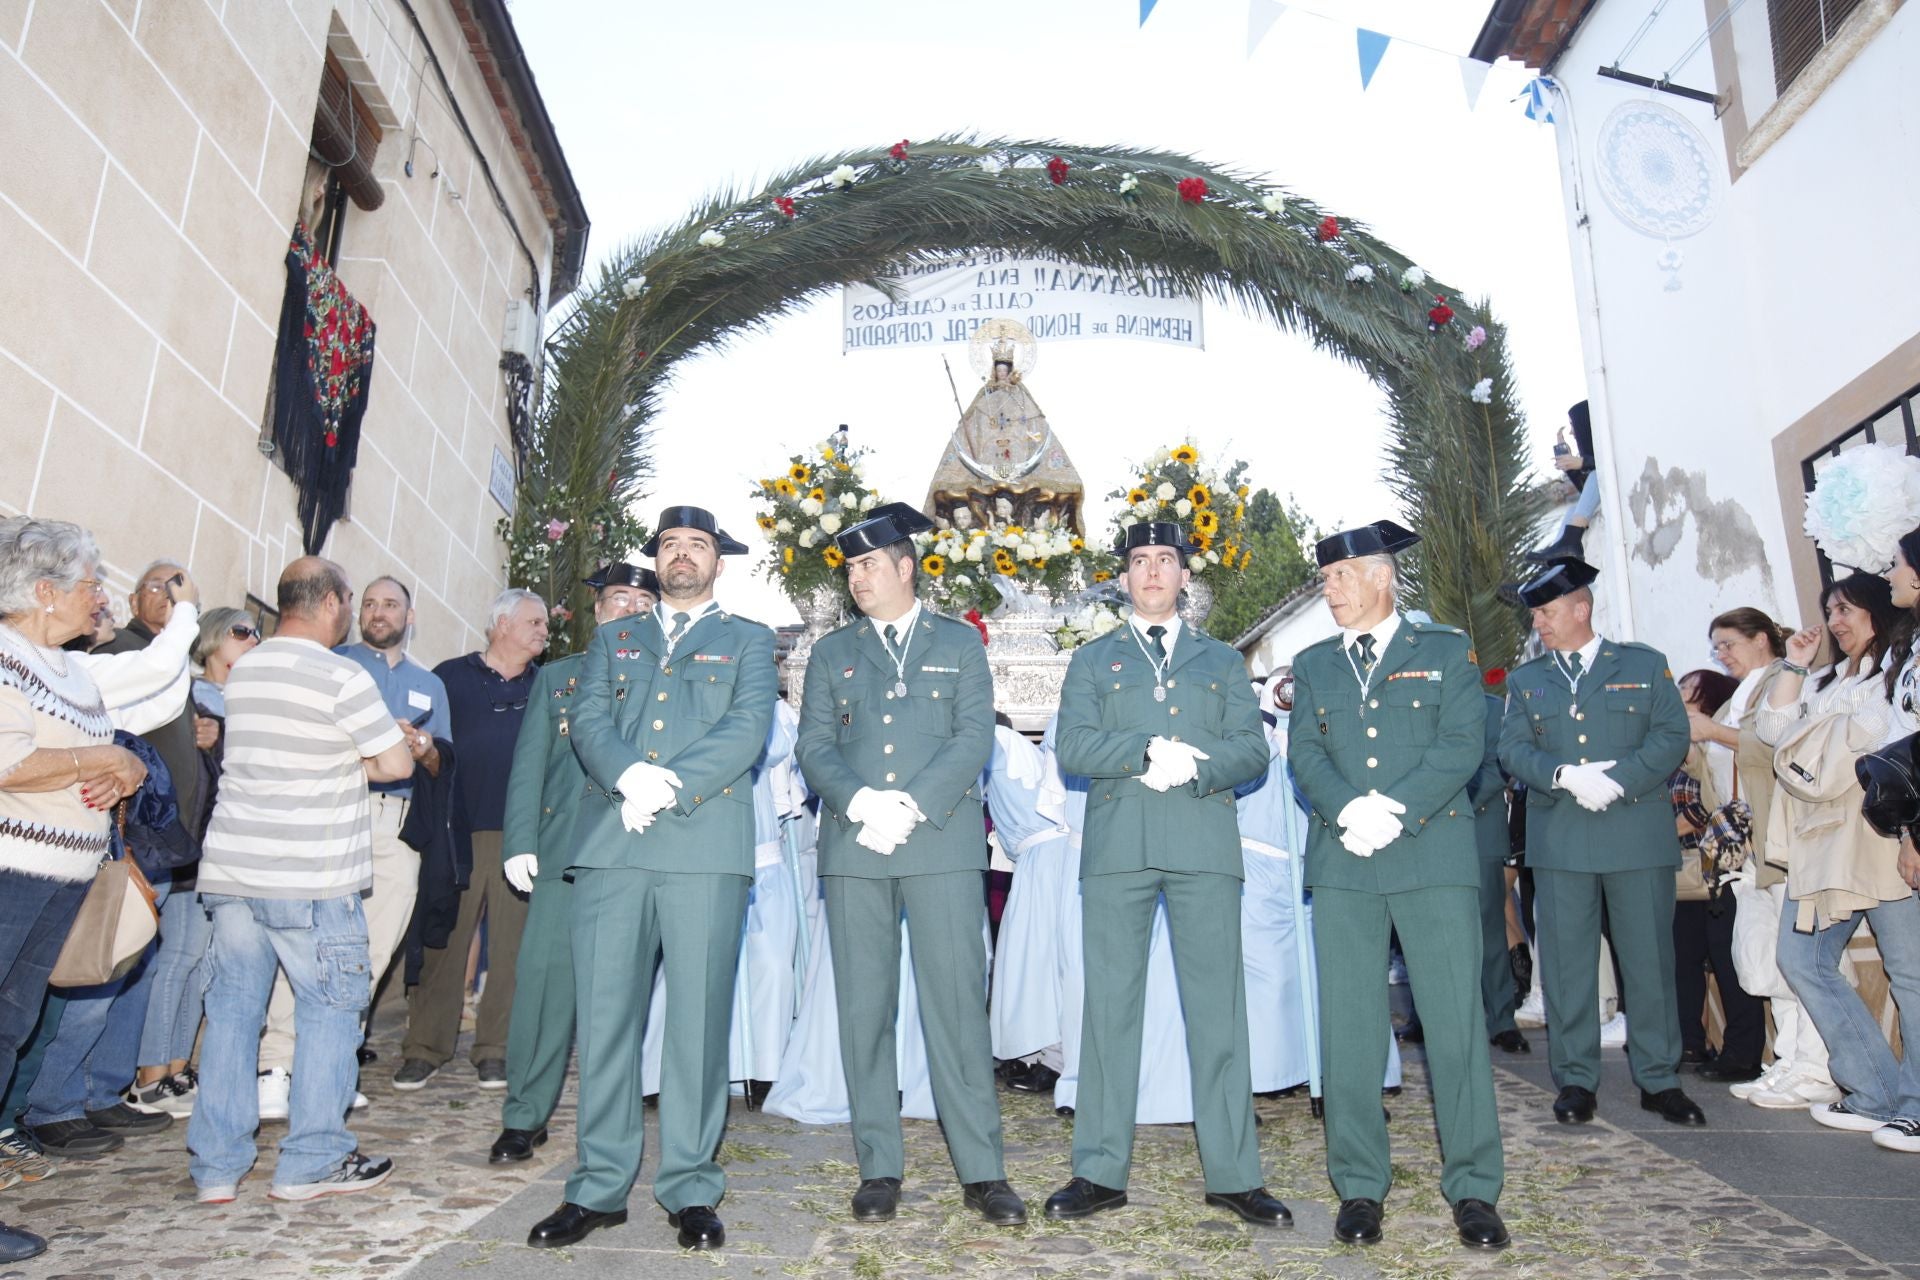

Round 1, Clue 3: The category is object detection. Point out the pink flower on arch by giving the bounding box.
[545,518,570,541]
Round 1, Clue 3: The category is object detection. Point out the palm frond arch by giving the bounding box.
[521,137,1545,669]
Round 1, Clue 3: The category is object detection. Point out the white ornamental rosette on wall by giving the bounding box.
[1803,442,1920,574]
[1593,98,1720,291]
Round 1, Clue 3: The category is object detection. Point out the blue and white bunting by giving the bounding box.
[1522,76,1558,123]
[1247,0,1287,58]
[1356,28,1391,90]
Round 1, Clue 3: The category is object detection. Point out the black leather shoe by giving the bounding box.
[669,1205,724,1250]
[1008,1063,1060,1094]
[29,1118,123,1158]
[1553,1085,1597,1124]
[488,1126,547,1163]
[1490,1029,1531,1054]
[1641,1087,1707,1125]
[528,1202,626,1248]
[1453,1198,1510,1248]
[1205,1187,1292,1227]
[851,1177,901,1221]
[85,1101,173,1133]
[1044,1177,1127,1220]
[1695,1061,1763,1083]
[1680,1046,1713,1066]
[745,1079,773,1111]
[964,1179,1028,1225]
[1054,1104,1074,1118]
[1397,1018,1425,1045]
[1334,1197,1383,1244]
[0,1223,47,1263]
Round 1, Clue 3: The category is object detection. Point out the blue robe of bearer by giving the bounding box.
[985,725,1073,1064]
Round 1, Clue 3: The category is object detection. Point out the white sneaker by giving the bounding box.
[257,1068,291,1122]
[350,1091,369,1111]
[197,1182,239,1204]
[1871,1118,1920,1152]
[1810,1099,1886,1132]
[1729,1060,1788,1101]
[127,1074,195,1117]
[1514,990,1548,1029]
[269,1152,393,1201]
[1749,1073,1843,1109]
[1598,1012,1628,1047]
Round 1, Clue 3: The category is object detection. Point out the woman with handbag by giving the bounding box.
[1872,528,1920,1153]
[0,517,148,1264]
[1668,669,1766,1081]
[1758,573,1920,1152]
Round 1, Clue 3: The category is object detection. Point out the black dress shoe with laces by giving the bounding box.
[1044,1177,1127,1220]
[1641,1087,1707,1125]
[668,1205,724,1249]
[1553,1085,1597,1123]
[1008,1063,1060,1094]
[1453,1198,1509,1248]
[528,1202,626,1248]
[1334,1197,1383,1244]
[1490,1029,1531,1054]
[488,1126,547,1163]
[1695,1061,1762,1083]
[963,1179,1028,1225]
[1204,1187,1292,1227]
[851,1177,902,1221]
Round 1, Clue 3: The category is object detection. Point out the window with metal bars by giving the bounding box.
[1800,380,1920,583]
[1766,0,1867,94]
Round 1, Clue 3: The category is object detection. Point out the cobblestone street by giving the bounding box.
[6,991,1915,1280]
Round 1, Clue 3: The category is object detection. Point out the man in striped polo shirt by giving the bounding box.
[187,558,414,1204]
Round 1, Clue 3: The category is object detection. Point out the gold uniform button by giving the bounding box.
[1369,699,1380,709]
[1166,679,1177,689]
[647,751,659,760]
[543,806,553,815]
[930,690,940,699]
[1575,713,1586,722]
[652,719,664,731]
[885,772,896,783]
[617,673,626,682]
[1367,726,1378,738]
[657,692,668,702]
[1367,757,1378,768]
[708,675,718,683]
[662,666,672,675]
[1113,682,1122,690]
[722,787,732,796]
[692,796,702,804]
[885,691,896,701]
[1411,700,1421,708]
[1169,707,1180,716]
[1579,757,1589,765]
[883,714,893,724]
[1170,734,1181,743]
[1577,734,1588,744]
[884,744,895,754]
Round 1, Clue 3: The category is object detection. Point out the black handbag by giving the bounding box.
[1858,732,1920,842]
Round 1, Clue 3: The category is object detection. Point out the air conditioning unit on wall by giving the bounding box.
[503,298,542,360]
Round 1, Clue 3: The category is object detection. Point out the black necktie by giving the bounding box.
[883,623,900,659]
[1564,651,1584,681]
[1353,632,1377,672]
[1146,624,1168,663]
[667,611,691,648]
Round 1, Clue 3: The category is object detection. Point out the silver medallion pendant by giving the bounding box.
[1153,685,1167,703]
[895,680,909,699]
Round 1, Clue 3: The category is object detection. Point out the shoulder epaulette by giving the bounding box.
[1409,620,1467,637]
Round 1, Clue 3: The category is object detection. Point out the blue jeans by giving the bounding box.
[0,872,91,1111]
[139,881,212,1067]
[21,879,172,1126]
[187,894,371,1190]
[1776,893,1920,1122]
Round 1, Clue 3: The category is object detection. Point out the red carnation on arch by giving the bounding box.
[964,608,990,646]
[1046,155,1070,185]
[1427,296,1455,330]
[774,195,796,219]
[889,139,909,161]
[1483,666,1507,688]
[1177,176,1208,204]
[1316,215,1341,242]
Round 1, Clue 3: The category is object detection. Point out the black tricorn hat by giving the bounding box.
[834,502,936,559]
[1314,520,1420,567]
[1858,733,1920,842]
[1113,521,1199,558]
[641,506,749,556]
[1513,557,1600,608]
[583,562,659,594]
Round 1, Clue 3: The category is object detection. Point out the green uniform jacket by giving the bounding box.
[796,610,993,879]
[1498,640,1688,874]
[1290,619,1483,894]
[565,607,777,877]
[1473,691,1511,863]
[502,654,588,863]
[1054,623,1267,879]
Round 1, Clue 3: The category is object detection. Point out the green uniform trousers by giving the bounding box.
[1533,865,1682,1094]
[500,869,574,1133]
[565,866,749,1213]
[1315,885,1503,1205]
[1478,859,1518,1038]
[1074,868,1262,1194]
[824,871,1005,1184]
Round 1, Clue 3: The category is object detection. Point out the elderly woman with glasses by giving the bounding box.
[0,517,148,1263]
[127,607,261,1115]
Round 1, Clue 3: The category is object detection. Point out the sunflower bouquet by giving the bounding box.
[750,437,883,606]
[911,513,1107,616]
[1108,442,1254,575]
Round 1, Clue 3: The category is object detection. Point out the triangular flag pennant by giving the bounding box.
[1356,29,1391,90]
[1140,0,1159,25]
[1459,57,1491,110]
[1522,76,1557,123]
[1247,0,1286,57]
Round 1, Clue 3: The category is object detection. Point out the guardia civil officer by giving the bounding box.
[527,509,775,1252]
[1288,521,1507,1250]
[1043,521,1289,1229]
[794,503,1027,1228]
[1497,558,1703,1128]
[488,564,656,1165]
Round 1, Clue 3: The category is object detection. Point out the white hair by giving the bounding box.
[486,587,546,637]
[137,558,185,583]
[0,517,100,618]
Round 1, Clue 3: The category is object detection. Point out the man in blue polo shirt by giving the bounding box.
[255,575,447,1119]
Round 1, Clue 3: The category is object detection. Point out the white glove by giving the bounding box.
[855,825,900,856]
[504,853,538,893]
[847,787,925,846]
[1337,794,1408,850]
[1556,760,1624,812]
[1341,827,1380,858]
[619,802,657,835]
[616,762,683,818]
[1146,737,1211,787]
[1137,753,1176,792]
